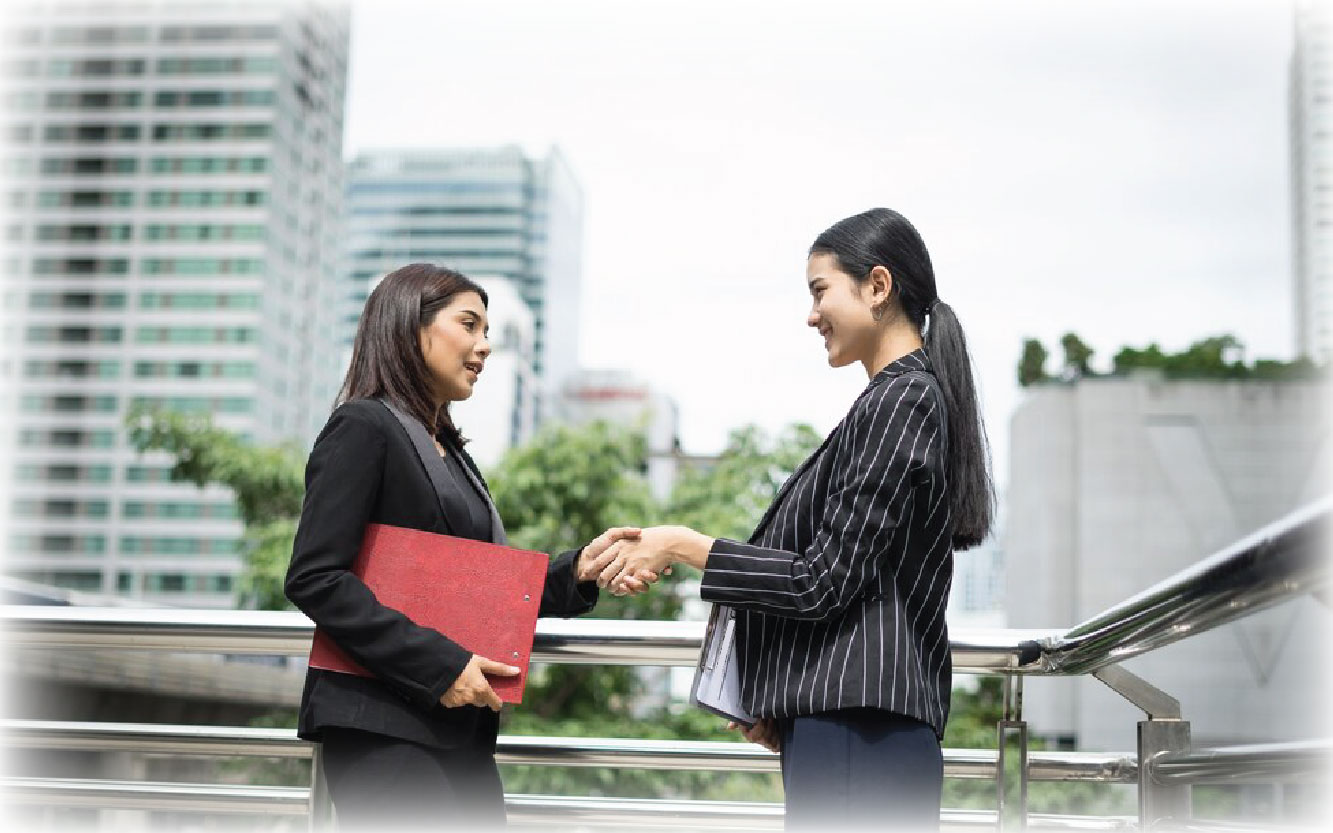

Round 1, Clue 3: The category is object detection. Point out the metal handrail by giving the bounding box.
[0,606,1052,673]
[0,778,1140,829]
[1035,497,1331,676]
[1147,740,1332,785]
[0,718,1140,782]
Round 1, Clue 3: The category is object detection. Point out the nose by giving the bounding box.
[807,306,820,329]
[476,336,492,360]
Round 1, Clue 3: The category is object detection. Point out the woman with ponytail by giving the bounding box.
[593,208,995,831]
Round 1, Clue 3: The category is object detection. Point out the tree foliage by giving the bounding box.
[1019,333,1323,387]
[1017,338,1050,387]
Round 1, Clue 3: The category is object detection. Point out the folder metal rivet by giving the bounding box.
[523,594,530,601]
[511,651,519,658]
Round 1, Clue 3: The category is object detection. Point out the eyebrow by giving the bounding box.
[807,277,824,292]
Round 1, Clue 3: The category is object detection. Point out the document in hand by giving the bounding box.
[307,523,548,704]
[690,604,756,728]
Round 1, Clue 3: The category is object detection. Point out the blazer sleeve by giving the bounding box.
[539,549,600,617]
[699,375,942,621]
[284,405,472,710]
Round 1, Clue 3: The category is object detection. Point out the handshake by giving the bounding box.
[573,525,713,596]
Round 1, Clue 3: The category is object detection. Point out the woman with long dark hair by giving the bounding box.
[283,263,637,831]
[600,208,994,831]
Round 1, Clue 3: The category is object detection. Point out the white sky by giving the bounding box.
[344,0,1298,488]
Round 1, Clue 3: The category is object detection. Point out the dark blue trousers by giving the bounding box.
[777,708,944,832]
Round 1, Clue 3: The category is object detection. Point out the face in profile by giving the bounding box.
[806,253,878,368]
[419,290,490,403]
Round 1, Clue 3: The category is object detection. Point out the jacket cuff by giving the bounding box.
[557,548,600,614]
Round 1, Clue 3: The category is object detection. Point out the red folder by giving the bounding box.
[307,523,549,703]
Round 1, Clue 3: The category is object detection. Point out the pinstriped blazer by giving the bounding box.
[698,348,954,737]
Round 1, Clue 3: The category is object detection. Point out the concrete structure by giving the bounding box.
[1292,0,1332,362]
[555,368,681,501]
[0,2,350,606]
[448,275,539,470]
[343,146,584,404]
[1005,373,1330,751]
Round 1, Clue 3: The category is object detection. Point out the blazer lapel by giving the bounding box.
[377,398,464,537]
[748,423,841,543]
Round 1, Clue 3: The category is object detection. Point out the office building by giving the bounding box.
[0,2,349,606]
[343,146,584,405]
[1004,374,1330,751]
[1292,0,1332,362]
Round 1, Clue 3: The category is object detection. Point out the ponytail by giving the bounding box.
[923,300,994,548]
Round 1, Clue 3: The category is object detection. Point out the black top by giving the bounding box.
[699,349,955,738]
[284,398,599,750]
[438,441,492,542]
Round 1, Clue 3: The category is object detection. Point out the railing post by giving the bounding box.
[996,674,1029,831]
[308,743,334,832]
[1092,664,1191,830]
[1139,719,1191,828]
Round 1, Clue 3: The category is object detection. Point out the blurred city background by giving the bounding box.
[0,0,1328,830]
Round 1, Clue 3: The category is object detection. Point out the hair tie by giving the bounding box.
[922,299,939,338]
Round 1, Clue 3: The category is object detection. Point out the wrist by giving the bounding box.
[672,528,713,571]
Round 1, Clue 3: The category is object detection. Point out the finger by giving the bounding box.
[477,657,521,676]
[725,721,737,731]
[598,555,626,587]
[621,576,647,594]
[481,685,503,712]
[583,539,623,573]
[663,566,673,576]
[609,527,642,540]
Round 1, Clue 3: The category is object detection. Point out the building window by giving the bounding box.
[153,89,275,108]
[32,257,130,276]
[149,156,267,174]
[37,190,135,208]
[134,326,257,345]
[39,157,138,175]
[45,90,143,110]
[139,257,264,276]
[142,224,265,242]
[42,124,141,143]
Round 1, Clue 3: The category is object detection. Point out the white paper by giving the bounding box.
[690,604,756,727]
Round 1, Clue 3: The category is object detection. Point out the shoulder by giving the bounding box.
[314,399,393,445]
[853,371,941,426]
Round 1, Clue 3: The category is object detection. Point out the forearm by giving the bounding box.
[698,537,867,620]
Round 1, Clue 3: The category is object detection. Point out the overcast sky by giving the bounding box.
[344,0,1298,488]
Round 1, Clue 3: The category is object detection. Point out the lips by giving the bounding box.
[463,361,483,378]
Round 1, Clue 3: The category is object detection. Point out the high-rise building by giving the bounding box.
[1292,0,1332,362]
[342,147,583,409]
[448,275,539,470]
[0,2,349,607]
[1004,373,1330,751]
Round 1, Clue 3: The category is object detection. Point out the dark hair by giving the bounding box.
[810,208,994,549]
[336,262,488,445]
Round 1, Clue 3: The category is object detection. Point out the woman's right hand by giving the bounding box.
[440,654,519,712]
[728,718,781,753]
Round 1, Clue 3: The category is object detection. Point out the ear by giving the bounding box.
[867,265,894,307]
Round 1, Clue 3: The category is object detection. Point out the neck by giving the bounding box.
[863,325,924,378]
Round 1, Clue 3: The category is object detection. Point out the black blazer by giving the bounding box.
[284,398,598,749]
[699,350,955,737]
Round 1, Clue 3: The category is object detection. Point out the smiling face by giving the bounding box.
[419,290,490,404]
[806,252,881,368]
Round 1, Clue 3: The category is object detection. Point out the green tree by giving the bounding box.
[1017,338,1050,387]
[126,405,304,610]
[1059,332,1095,378]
